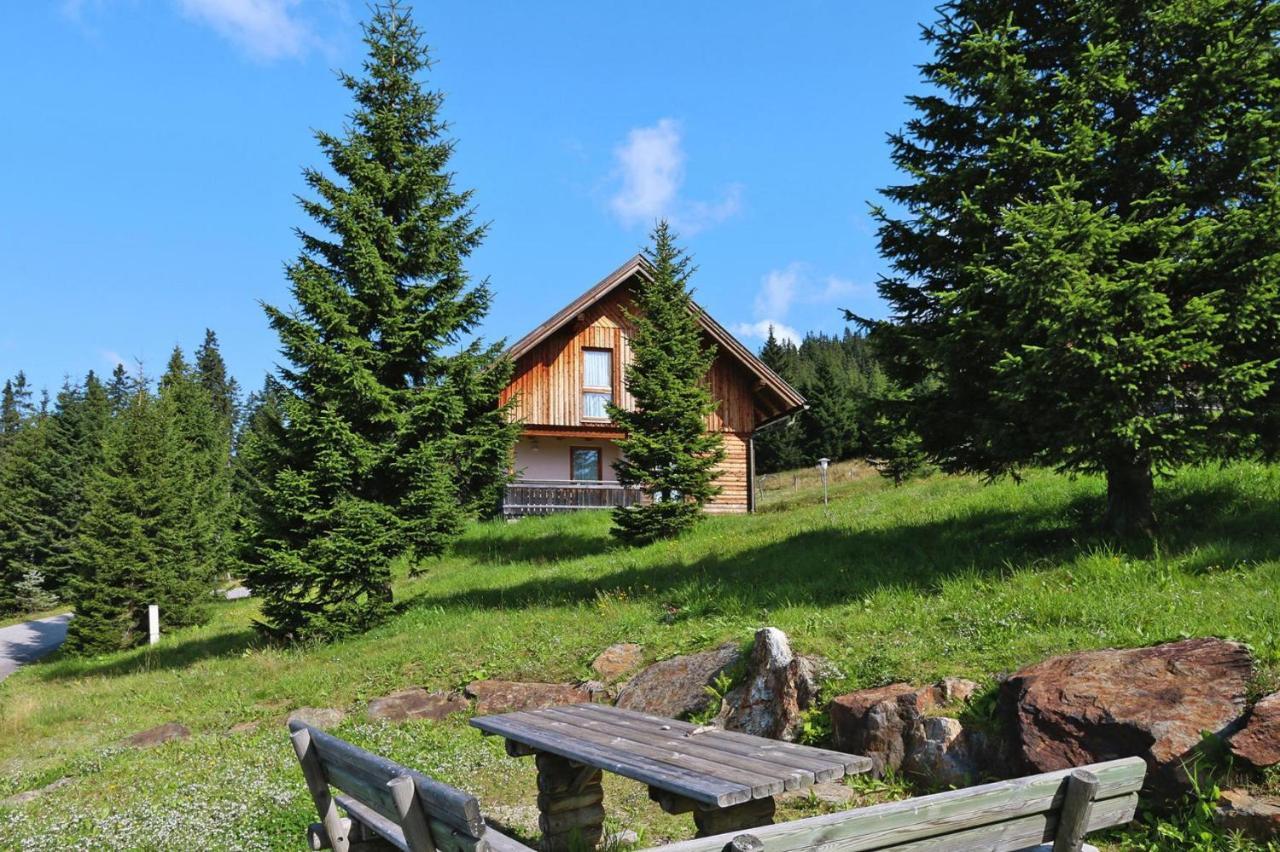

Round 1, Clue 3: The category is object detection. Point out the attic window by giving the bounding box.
[582,348,612,420]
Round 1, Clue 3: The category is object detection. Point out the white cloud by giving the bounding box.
[755,262,804,319]
[176,0,311,59]
[608,119,742,235]
[732,320,800,346]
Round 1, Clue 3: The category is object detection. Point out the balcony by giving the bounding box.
[503,479,643,518]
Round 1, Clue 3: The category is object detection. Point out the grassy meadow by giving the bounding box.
[2,462,1279,849]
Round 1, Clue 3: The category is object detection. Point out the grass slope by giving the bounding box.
[2,463,1279,849]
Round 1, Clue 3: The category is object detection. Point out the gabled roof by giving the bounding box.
[506,255,806,415]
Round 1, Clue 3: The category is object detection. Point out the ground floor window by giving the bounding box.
[570,446,602,481]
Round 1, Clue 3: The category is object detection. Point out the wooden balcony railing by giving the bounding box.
[503,479,643,517]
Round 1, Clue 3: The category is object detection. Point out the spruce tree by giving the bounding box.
[250,2,518,641]
[194,329,240,429]
[65,380,210,654]
[0,394,60,613]
[609,222,724,545]
[161,347,235,582]
[106,363,133,414]
[869,0,1280,536]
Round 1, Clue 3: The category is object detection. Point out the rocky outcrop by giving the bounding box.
[616,642,742,719]
[1214,789,1280,841]
[368,688,469,723]
[591,643,644,682]
[125,721,191,748]
[999,638,1252,795]
[1229,691,1280,769]
[718,628,823,740]
[465,680,598,715]
[902,716,987,788]
[286,707,347,730]
[829,678,978,776]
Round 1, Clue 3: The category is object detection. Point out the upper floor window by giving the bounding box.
[582,348,612,420]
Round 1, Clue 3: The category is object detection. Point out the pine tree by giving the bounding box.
[0,391,60,613]
[161,347,235,582]
[65,380,210,654]
[250,2,519,641]
[609,222,724,545]
[868,0,1280,536]
[36,372,112,595]
[1,380,19,440]
[194,328,240,429]
[106,363,133,414]
[754,328,807,473]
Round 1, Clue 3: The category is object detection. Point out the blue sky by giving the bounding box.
[1,1,936,395]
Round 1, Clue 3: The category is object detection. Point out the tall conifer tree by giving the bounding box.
[66,380,211,653]
[250,2,518,640]
[868,0,1280,535]
[609,223,724,544]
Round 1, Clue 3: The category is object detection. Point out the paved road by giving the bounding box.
[0,613,72,681]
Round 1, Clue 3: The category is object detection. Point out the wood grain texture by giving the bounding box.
[471,711,751,807]
[653,760,1144,852]
[291,721,485,837]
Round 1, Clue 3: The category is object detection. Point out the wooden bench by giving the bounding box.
[289,720,1145,852]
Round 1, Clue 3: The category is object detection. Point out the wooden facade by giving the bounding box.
[500,256,805,515]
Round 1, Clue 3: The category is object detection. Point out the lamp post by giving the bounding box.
[817,457,830,506]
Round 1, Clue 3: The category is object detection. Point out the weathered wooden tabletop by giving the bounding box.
[470,703,873,808]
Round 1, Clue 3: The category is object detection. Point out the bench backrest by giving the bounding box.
[289,720,498,852]
[290,720,1145,852]
[656,757,1147,852]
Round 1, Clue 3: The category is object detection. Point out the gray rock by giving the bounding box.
[286,707,346,730]
[0,777,74,807]
[829,679,979,777]
[125,721,190,748]
[591,643,644,681]
[902,716,983,788]
[719,627,822,741]
[223,585,251,600]
[615,642,742,719]
[368,688,469,723]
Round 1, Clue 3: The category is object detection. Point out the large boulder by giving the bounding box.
[616,642,742,719]
[368,688,469,723]
[465,680,598,715]
[718,628,822,740]
[1228,691,1280,769]
[830,678,978,776]
[999,638,1252,795]
[591,643,644,682]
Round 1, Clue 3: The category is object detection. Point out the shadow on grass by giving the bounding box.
[449,527,615,564]
[411,481,1280,615]
[36,626,260,681]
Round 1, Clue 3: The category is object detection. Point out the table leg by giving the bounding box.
[692,797,776,838]
[534,751,605,852]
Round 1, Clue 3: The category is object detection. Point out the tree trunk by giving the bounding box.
[1104,457,1155,538]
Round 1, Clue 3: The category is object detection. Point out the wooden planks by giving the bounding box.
[652,758,1145,852]
[471,704,870,808]
[567,704,871,776]
[291,720,486,838]
[472,710,751,807]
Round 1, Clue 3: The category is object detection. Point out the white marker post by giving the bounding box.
[817,457,830,507]
[148,604,160,645]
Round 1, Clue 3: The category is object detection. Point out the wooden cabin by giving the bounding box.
[499,255,805,517]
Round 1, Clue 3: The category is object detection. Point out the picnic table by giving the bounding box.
[470,703,873,850]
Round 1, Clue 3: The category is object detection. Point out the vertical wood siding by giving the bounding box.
[500,279,774,513]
